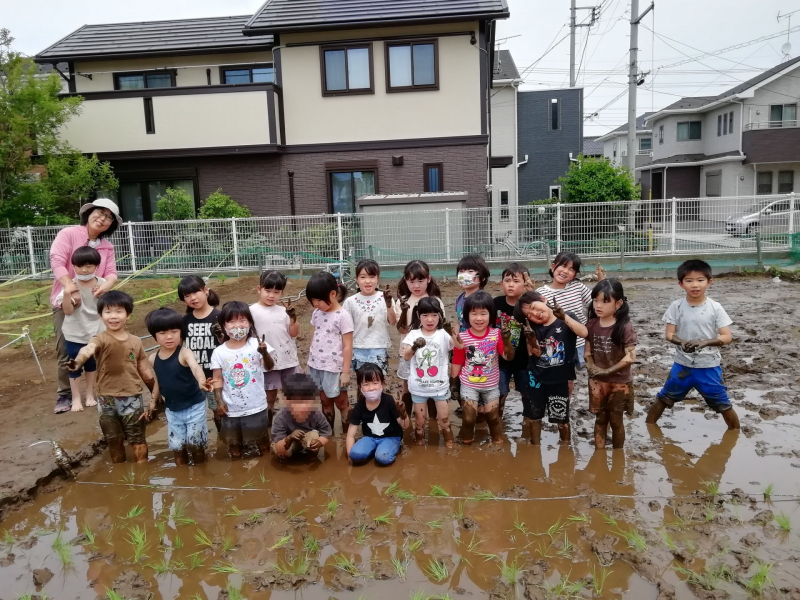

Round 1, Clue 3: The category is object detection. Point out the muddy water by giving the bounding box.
[3,277,800,599]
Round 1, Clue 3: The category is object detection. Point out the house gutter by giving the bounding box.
[635,155,744,171]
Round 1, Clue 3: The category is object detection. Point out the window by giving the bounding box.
[706,170,721,197]
[321,44,373,95]
[118,179,196,222]
[612,141,617,158]
[770,104,797,127]
[639,137,652,151]
[329,170,376,213]
[550,186,561,200]
[659,125,664,144]
[723,113,728,135]
[717,115,722,137]
[677,121,702,141]
[386,41,437,91]
[114,71,175,90]
[549,98,560,130]
[143,98,155,134]
[424,163,443,192]
[499,190,509,221]
[757,172,773,195]
[729,112,734,134]
[221,64,274,84]
[778,171,795,194]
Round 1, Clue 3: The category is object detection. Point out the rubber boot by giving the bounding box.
[485,407,504,443]
[460,402,477,445]
[442,427,455,449]
[426,398,438,420]
[402,392,413,419]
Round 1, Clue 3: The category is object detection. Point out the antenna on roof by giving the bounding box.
[778,9,799,61]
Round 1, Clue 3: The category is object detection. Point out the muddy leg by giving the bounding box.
[426,398,438,420]
[229,444,243,460]
[320,392,336,431]
[498,393,507,419]
[557,423,571,445]
[335,391,350,435]
[69,377,84,412]
[84,371,97,407]
[256,437,271,456]
[609,411,625,449]
[720,408,740,430]
[413,402,427,445]
[190,445,207,464]
[436,401,454,448]
[645,398,668,424]
[594,410,609,449]
[266,389,278,429]
[401,392,413,419]
[131,443,148,464]
[460,401,477,445]
[174,448,189,466]
[107,437,127,463]
[485,405,504,444]
[530,420,542,446]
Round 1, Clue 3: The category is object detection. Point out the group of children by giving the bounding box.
[60,241,739,468]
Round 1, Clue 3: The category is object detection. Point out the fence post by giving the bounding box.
[25,225,37,276]
[670,197,677,255]
[789,192,796,241]
[445,208,451,262]
[336,213,344,272]
[231,218,240,272]
[127,222,137,273]
[556,203,562,253]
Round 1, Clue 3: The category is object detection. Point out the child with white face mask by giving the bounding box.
[210,301,275,460]
[455,254,490,333]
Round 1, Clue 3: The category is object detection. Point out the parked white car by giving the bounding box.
[725,198,798,236]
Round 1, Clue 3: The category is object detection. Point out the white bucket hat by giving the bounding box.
[79,198,123,227]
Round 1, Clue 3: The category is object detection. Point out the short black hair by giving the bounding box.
[501,262,530,280]
[410,296,445,330]
[306,271,347,304]
[80,206,119,239]
[259,270,287,291]
[677,259,712,281]
[145,307,186,339]
[549,252,582,278]
[356,363,385,403]
[71,246,101,267]
[283,373,319,399]
[217,301,257,341]
[457,254,490,288]
[97,290,134,315]
[355,259,380,278]
[462,290,496,328]
[513,291,545,324]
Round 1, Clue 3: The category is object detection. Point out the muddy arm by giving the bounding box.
[68,342,98,371]
[684,326,732,351]
[588,344,636,378]
[396,299,410,333]
[563,313,588,339]
[137,359,156,394]
[401,344,414,362]
[500,322,515,361]
[212,368,227,417]
[340,332,353,388]
[345,423,359,457]
[179,347,211,390]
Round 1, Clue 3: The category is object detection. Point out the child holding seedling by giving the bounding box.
[585,279,637,449]
[210,301,276,459]
[271,373,332,460]
[451,291,515,445]
[250,270,301,426]
[401,297,460,447]
[67,291,155,464]
[145,308,212,465]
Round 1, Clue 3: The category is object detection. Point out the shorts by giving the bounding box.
[397,357,411,380]
[352,348,389,375]
[657,363,731,413]
[575,345,586,369]
[219,408,270,447]
[205,390,217,412]
[165,402,208,451]
[589,380,634,416]
[460,385,500,406]
[65,340,96,378]
[97,395,146,445]
[264,366,302,391]
[524,375,570,424]
[499,366,529,399]
[307,366,342,398]
[410,389,451,404]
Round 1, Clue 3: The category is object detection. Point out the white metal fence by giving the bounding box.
[0,194,797,280]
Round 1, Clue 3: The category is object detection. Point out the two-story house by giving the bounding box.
[640,56,800,202]
[595,112,654,179]
[35,0,509,221]
[490,49,521,238]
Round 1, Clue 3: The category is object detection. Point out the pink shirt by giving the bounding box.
[49,225,117,308]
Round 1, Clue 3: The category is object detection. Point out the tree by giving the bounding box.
[198,189,251,219]
[152,188,195,221]
[557,156,640,203]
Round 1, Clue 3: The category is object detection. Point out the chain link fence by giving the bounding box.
[1,193,796,280]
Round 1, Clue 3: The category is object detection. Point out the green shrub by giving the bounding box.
[198,189,251,219]
[152,188,195,221]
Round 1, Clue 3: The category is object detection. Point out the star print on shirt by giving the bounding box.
[555,327,562,333]
[368,413,390,437]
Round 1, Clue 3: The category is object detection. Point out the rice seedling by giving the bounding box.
[511,511,529,535]
[374,510,394,526]
[188,552,204,570]
[326,498,341,518]
[259,469,269,483]
[775,513,792,532]
[120,470,135,485]
[395,489,417,502]
[591,565,612,596]
[703,504,717,523]
[683,536,698,556]
[764,484,774,501]
[743,562,773,597]
[499,556,523,585]
[52,530,72,566]
[222,536,235,554]
[424,558,449,582]
[321,483,339,495]
[466,533,482,553]
[701,480,720,497]
[425,519,443,531]
[302,533,320,554]
[194,529,213,548]
[545,573,586,597]
[270,533,292,550]
[474,551,499,562]
[531,538,553,559]
[546,518,564,540]
[355,525,370,544]
[148,557,174,575]
[557,531,574,558]
[284,504,307,521]
[120,504,144,520]
[392,556,409,579]
[173,534,183,550]
[211,560,242,574]
[126,525,148,563]
[247,513,263,525]
[408,538,424,552]
[242,476,258,489]
[172,500,195,526]
[275,554,310,576]
[156,521,166,539]
[333,554,360,576]
[409,591,431,600]
[385,481,401,496]
[226,585,244,600]
[601,513,617,527]
[468,490,496,502]
[429,484,449,497]
[674,564,733,591]
[658,528,679,552]
[106,590,126,600]
[452,500,466,520]
[615,525,647,552]
[81,523,96,547]
[568,513,589,523]
[225,506,243,517]
[1,529,13,546]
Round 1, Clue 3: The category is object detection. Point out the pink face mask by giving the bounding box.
[362,388,382,401]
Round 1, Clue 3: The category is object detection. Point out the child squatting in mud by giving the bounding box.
[271,373,332,459]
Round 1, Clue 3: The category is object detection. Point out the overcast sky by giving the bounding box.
[5,0,799,136]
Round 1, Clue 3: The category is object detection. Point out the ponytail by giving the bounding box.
[588,279,631,347]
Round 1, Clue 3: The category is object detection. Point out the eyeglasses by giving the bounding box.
[93,211,114,222]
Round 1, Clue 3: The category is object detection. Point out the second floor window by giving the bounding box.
[114,71,175,90]
[221,65,274,84]
[550,98,560,130]
[640,137,652,151]
[659,125,664,144]
[322,45,373,95]
[770,104,797,127]
[386,41,437,91]
[677,121,701,141]
[424,163,443,192]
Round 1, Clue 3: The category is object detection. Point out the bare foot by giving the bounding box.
[85,397,97,407]
[70,400,84,412]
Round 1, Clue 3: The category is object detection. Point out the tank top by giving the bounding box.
[153,345,206,412]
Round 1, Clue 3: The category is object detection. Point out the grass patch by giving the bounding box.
[544,572,587,597]
[242,476,258,489]
[545,518,564,540]
[425,519,444,531]
[556,531,574,558]
[395,489,417,502]
[149,557,175,575]
[775,513,792,532]
[674,564,733,591]
[173,534,183,550]
[410,591,431,600]
[531,538,552,559]
[374,510,394,526]
[302,533,320,554]
[511,511,528,535]
[52,530,72,566]
[211,560,242,574]
[275,554,310,576]
[1,529,13,546]
[424,558,449,582]
[601,513,617,527]
[658,528,679,552]
[429,484,449,497]
[333,554,360,576]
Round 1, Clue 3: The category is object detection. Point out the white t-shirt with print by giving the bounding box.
[343,292,391,349]
[402,328,453,396]
[250,302,299,370]
[210,338,274,418]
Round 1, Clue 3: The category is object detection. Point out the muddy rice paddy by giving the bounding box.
[2,274,800,599]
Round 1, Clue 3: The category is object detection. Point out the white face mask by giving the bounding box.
[226,326,249,341]
[74,273,96,281]
[362,387,383,401]
[458,272,477,288]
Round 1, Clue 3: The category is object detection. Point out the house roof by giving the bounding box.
[493,49,520,81]
[36,15,273,63]
[645,150,742,167]
[582,136,603,156]
[595,112,655,142]
[244,0,510,35]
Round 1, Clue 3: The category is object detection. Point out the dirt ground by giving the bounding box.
[1,273,800,599]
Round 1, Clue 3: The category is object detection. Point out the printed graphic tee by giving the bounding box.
[586,318,638,383]
[308,308,355,373]
[528,312,579,384]
[210,338,273,418]
[663,297,732,368]
[452,327,505,390]
[89,331,148,397]
[536,281,591,348]
[343,292,391,349]
[402,328,453,396]
[348,393,403,438]
[250,303,299,370]
[494,296,527,371]
[184,308,221,379]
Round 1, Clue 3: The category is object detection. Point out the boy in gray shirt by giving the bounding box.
[271,373,333,459]
[646,260,739,429]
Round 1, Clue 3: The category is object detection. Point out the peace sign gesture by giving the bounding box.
[281,298,297,323]
[257,334,275,371]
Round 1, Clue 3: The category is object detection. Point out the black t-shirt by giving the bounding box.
[184,308,221,379]
[527,311,579,384]
[494,296,528,371]
[348,393,403,439]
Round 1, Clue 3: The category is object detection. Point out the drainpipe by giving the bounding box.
[517,154,529,167]
[663,165,669,200]
[753,164,757,196]
[288,170,296,216]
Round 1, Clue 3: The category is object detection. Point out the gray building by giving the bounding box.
[517,88,584,204]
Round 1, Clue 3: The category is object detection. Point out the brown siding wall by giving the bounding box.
[665,166,701,199]
[742,129,800,164]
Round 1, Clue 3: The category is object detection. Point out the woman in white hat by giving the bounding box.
[49,198,122,414]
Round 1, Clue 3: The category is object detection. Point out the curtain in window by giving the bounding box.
[413,44,435,85]
[145,73,172,88]
[325,50,347,91]
[224,69,251,84]
[427,167,440,192]
[347,48,370,89]
[117,75,145,90]
[389,46,412,87]
[120,182,144,222]
[330,172,375,213]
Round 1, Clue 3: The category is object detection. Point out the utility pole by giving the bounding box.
[570,2,599,87]
[627,0,654,172]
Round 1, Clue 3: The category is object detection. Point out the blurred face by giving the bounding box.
[88,208,114,233]
[406,276,430,297]
[310,290,336,311]
[592,292,621,319]
[182,289,209,311]
[258,286,283,306]
[458,269,480,290]
[420,311,440,332]
[679,271,711,299]
[551,261,577,285]
[357,270,379,295]
[502,273,525,299]
[522,301,551,325]
[288,396,316,422]
[73,263,98,277]
[101,304,130,331]
[468,307,491,331]
[155,328,182,351]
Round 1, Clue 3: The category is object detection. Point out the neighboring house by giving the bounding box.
[35,0,509,221]
[490,49,521,237]
[517,88,583,204]
[640,56,800,201]
[582,136,603,158]
[595,112,654,179]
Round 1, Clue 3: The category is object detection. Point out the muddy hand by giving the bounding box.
[411,337,427,352]
[211,323,225,343]
[395,396,408,419]
[282,299,297,322]
[288,429,305,442]
[549,299,565,321]
[66,359,79,372]
[203,377,214,392]
[595,264,606,282]
[587,364,607,378]
[500,318,513,342]
[682,339,705,353]
[383,285,393,308]
[522,272,536,292]
[443,321,454,336]
[454,333,465,350]
[400,297,409,313]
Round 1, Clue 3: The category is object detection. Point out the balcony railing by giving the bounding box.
[637,149,652,156]
[744,120,800,130]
